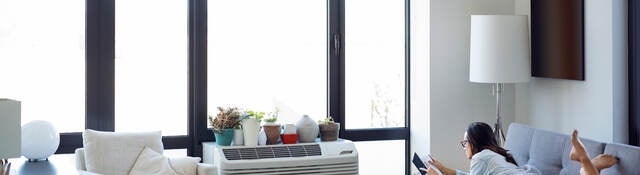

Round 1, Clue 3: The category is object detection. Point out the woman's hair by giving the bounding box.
[466,122,518,166]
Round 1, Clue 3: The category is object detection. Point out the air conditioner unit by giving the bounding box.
[207,139,358,175]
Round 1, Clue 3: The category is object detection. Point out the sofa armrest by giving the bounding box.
[75,148,87,171]
[197,163,216,175]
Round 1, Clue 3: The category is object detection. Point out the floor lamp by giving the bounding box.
[0,99,21,175]
[469,15,530,145]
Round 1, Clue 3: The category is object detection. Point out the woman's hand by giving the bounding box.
[419,167,441,175]
[425,155,456,175]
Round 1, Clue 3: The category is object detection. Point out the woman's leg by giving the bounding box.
[590,154,618,171]
[570,130,600,175]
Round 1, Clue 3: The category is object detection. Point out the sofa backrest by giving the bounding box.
[504,123,615,175]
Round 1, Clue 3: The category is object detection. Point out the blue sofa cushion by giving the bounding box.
[600,143,640,175]
[504,123,535,166]
[527,129,568,175]
[560,137,605,175]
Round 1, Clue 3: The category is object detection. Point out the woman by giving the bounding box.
[422,122,617,175]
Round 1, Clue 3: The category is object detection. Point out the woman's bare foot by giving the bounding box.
[570,130,590,162]
[591,154,618,170]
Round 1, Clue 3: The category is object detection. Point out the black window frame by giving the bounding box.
[59,0,412,174]
[57,0,196,154]
[327,0,411,174]
[629,0,640,146]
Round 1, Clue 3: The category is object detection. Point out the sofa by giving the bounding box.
[504,123,640,175]
[75,130,215,175]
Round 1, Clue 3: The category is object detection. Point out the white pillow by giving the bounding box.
[129,147,200,175]
[129,147,177,175]
[169,157,200,175]
[83,129,163,175]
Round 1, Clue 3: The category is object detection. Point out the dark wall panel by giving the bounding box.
[531,0,584,80]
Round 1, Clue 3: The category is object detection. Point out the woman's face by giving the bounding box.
[463,132,473,159]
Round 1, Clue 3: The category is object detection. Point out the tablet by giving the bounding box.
[412,153,428,175]
[412,153,443,175]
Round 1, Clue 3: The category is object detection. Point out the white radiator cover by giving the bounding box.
[209,139,358,175]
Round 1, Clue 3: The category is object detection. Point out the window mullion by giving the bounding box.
[86,0,115,132]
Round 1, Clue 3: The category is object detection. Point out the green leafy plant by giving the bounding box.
[264,116,278,123]
[264,107,280,123]
[318,115,336,125]
[245,110,265,122]
[209,107,242,134]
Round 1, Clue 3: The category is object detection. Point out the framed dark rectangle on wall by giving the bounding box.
[531,0,584,80]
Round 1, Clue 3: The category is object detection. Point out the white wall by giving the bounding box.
[514,0,628,143]
[409,0,430,173]
[428,0,515,171]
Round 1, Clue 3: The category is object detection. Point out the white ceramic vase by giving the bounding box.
[232,128,244,146]
[296,115,319,143]
[242,118,259,147]
[258,129,267,145]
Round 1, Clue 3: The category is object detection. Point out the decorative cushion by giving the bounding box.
[600,143,640,175]
[83,129,163,175]
[168,156,200,175]
[130,147,176,175]
[129,147,200,175]
[527,129,567,175]
[504,123,535,166]
[560,137,605,175]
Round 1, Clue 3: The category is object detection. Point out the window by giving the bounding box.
[115,0,189,136]
[31,2,412,172]
[355,140,406,174]
[330,0,411,173]
[345,0,406,129]
[207,0,327,125]
[0,0,85,133]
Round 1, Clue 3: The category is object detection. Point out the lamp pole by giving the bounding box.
[493,83,505,146]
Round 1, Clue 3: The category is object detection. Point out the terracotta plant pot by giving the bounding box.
[263,124,282,145]
[319,123,340,141]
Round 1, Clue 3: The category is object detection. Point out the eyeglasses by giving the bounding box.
[460,140,469,148]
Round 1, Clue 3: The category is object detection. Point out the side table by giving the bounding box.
[8,154,77,175]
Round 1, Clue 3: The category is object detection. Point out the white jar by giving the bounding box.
[296,115,319,143]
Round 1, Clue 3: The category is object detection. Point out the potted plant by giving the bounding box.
[262,108,281,145]
[242,110,265,146]
[232,125,243,146]
[318,115,340,141]
[209,107,242,146]
[280,123,298,144]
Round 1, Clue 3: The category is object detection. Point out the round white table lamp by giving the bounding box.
[21,120,59,161]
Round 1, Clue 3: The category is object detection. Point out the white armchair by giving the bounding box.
[74,130,215,175]
[75,148,215,175]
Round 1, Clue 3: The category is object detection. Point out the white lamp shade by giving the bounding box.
[470,15,531,83]
[22,120,60,160]
[0,99,21,159]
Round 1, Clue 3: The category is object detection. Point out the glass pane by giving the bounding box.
[355,140,405,174]
[208,0,327,125]
[0,0,85,132]
[115,0,188,135]
[345,0,406,129]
